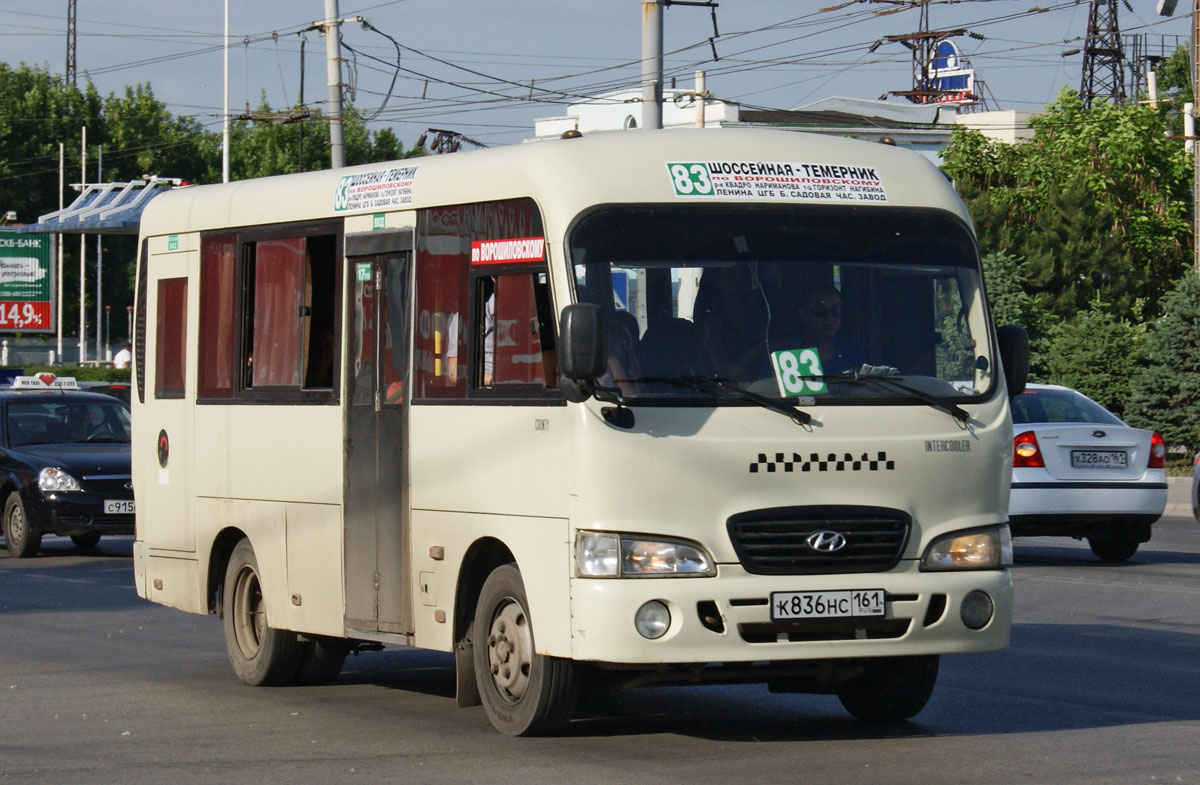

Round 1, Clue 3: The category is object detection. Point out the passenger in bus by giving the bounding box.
[305,329,335,388]
[694,266,769,381]
[778,285,864,375]
[598,310,639,393]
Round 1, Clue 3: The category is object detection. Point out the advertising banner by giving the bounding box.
[0,232,54,333]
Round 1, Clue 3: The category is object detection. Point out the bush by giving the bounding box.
[1126,274,1200,450]
[2,365,132,382]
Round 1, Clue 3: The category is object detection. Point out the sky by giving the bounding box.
[0,0,1194,149]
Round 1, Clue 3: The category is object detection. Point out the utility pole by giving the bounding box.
[641,0,664,130]
[222,0,230,182]
[324,0,346,168]
[1079,0,1126,108]
[66,0,77,87]
[79,126,86,364]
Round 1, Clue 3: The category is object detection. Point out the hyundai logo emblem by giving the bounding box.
[806,530,848,553]
[1093,430,1106,438]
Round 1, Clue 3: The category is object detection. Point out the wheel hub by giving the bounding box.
[487,600,532,702]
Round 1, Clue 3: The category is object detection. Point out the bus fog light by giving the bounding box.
[960,590,994,630]
[634,600,671,639]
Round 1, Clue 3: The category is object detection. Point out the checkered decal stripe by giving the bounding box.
[750,451,895,473]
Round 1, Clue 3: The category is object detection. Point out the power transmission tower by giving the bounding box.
[1079,0,1128,108]
[66,0,77,87]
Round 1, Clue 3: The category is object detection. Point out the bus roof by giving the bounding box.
[138,128,969,240]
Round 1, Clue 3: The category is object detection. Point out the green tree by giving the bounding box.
[230,97,420,180]
[1154,43,1192,137]
[981,250,1058,381]
[941,89,1193,323]
[0,62,104,223]
[1126,274,1200,450]
[1043,296,1145,418]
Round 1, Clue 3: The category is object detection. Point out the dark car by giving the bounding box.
[76,381,132,408]
[0,381,133,557]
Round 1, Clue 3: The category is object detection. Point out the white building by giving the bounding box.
[534,89,1038,162]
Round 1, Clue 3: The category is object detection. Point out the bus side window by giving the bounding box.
[199,229,339,401]
[477,272,548,388]
[155,277,188,399]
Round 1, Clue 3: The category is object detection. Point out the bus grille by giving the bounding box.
[726,506,910,575]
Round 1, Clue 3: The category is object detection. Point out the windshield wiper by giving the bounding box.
[618,375,813,426]
[812,370,970,424]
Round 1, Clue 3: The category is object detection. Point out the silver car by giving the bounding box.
[1008,384,1167,562]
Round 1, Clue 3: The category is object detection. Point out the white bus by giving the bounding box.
[132,128,1029,736]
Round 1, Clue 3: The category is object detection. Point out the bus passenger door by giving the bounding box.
[344,236,412,635]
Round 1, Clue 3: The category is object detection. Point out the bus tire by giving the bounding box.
[222,539,303,686]
[4,492,41,558]
[472,563,579,736]
[293,635,349,685]
[836,655,939,722]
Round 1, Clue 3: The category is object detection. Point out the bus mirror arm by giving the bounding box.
[997,324,1029,398]
[557,304,609,401]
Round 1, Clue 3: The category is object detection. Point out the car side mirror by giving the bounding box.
[997,324,1029,398]
[556,304,608,402]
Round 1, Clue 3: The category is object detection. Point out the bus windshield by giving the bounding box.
[569,205,995,404]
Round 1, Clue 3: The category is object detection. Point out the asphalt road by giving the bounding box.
[2,487,1197,785]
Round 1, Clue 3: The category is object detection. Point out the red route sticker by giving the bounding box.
[470,237,545,266]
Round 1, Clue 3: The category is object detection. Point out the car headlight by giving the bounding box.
[39,467,82,492]
[921,525,1012,571]
[575,531,715,577]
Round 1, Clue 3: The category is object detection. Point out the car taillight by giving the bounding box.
[1013,430,1044,468]
[1149,432,1166,469]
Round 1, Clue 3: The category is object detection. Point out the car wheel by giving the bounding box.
[3,492,41,558]
[472,563,579,736]
[836,655,940,722]
[222,539,303,686]
[1087,533,1139,562]
[70,532,102,549]
[293,635,349,685]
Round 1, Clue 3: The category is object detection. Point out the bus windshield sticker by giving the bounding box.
[772,348,828,397]
[666,161,887,203]
[333,165,419,213]
[470,237,546,266]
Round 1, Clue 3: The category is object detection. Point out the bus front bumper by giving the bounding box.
[567,562,1011,664]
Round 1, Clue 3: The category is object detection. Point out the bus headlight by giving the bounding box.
[39,467,82,492]
[921,525,1012,571]
[576,531,715,577]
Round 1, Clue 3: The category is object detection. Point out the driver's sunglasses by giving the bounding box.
[810,306,842,319]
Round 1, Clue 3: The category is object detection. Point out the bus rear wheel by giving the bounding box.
[836,655,939,722]
[222,539,303,686]
[472,564,579,736]
[294,635,348,685]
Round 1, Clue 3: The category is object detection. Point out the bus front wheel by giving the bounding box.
[836,655,939,722]
[222,539,303,686]
[472,564,579,736]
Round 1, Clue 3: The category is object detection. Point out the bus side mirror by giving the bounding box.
[557,304,607,402]
[997,324,1029,398]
